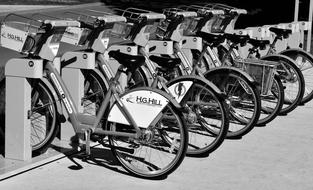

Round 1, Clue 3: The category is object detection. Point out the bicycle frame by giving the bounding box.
[44,60,142,138]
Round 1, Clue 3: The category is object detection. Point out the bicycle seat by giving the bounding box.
[269,27,291,39]
[196,31,225,47]
[108,50,145,71]
[248,38,270,50]
[149,55,181,70]
[224,33,250,46]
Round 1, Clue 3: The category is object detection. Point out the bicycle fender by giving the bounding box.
[139,65,154,86]
[108,87,182,128]
[40,78,66,123]
[92,68,109,90]
[165,75,224,103]
[260,54,296,63]
[203,66,257,85]
[279,48,313,63]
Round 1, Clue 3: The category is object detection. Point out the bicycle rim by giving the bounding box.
[282,51,313,104]
[262,56,304,115]
[257,75,284,125]
[82,69,108,116]
[30,79,58,153]
[206,72,261,138]
[108,103,187,179]
[181,83,229,156]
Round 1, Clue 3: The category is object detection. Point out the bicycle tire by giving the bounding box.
[205,70,261,138]
[166,76,229,156]
[132,65,230,156]
[257,75,284,126]
[107,87,188,179]
[81,69,108,116]
[279,49,313,104]
[261,55,305,115]
[30,79,59,154]
[193,49,261,137]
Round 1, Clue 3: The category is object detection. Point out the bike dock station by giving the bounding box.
[0,54,85,180]
[0,62,96,181]
[0,14,84,180]
[1,0,313,185]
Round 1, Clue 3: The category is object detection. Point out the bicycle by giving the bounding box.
[219,32,304,116]
[0,13,188,179]
[265,27,313,105]
[121,7,231,156]
[162,6,262,137]
[200,4,305,116]
[215,3,313,105]
[58,8,230,157]
[184,4,283,125]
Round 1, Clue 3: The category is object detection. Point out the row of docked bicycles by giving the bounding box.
[0,3,312,179]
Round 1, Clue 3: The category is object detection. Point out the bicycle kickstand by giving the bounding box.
[84,129,92,156]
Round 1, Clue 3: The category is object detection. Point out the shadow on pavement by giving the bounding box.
[51,143,168,180]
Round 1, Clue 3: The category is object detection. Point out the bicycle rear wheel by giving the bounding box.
[108,89,188,179]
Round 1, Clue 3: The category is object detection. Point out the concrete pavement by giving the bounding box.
[0,101,312,189]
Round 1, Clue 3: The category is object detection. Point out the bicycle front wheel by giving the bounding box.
[132,67,229,156]
[257,75,284,126]
[280,49,313,104]
[108,92,187,179]
[205,70,261,138]
[30,79,59,154]
[171,80,229,156]
[261,55,305,115]
[82,69,108,116]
